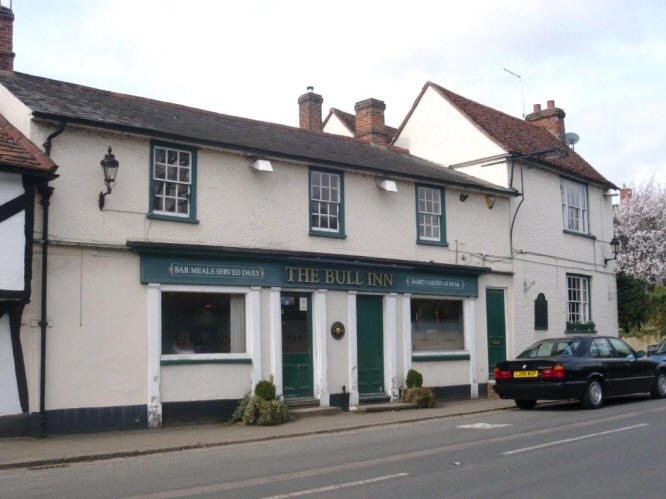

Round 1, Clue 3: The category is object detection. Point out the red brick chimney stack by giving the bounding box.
[0,6,14,72]
[298,86,323,133]
[620,188,632,205]
[354,98,388,145]
[525,100,566,141]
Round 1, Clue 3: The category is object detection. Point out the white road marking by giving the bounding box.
[261,472,409,499]
[457,423,513,429]
[502,423,649,455]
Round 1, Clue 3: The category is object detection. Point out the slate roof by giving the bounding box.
[0,113,57,174]
[398,82,616,189]
[323,108,398,140]
[0,71,514,195]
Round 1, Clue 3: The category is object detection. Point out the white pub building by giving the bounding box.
[0,7,618,434]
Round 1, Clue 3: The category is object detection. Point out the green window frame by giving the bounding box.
[415,184,447,246]
[148,140,198,224]
[309,166,346,238]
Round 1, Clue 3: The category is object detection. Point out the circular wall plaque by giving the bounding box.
[330,321,345,340]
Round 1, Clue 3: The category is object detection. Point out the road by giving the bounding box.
[3,396,665,498]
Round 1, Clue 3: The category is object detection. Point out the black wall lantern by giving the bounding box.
[604,235,620,265]
[99,146,119,210]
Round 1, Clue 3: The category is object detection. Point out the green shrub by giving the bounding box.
[242,396,263,425]
[406,369,423,388]
[256,400,289,426]
[255,379,276,401]
[401,386,435,408]
[231,395,289,425]
[231,395,250,422]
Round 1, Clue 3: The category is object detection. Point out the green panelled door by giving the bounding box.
[486,288,507,375]
[282,293,314,398]
[356,295,384,394]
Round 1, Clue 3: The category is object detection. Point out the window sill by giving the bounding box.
[309,230,346,239]
[161,354,252,366]
[563,229,596,240]
[412,352,470,362]
[564,329,596,335]
[416,239,449,247]
[148,213,200,224]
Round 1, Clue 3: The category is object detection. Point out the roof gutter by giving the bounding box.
[31,112,518,198]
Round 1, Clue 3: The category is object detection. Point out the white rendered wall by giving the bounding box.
[323,114,353,137]
[0,171,25,291]
[454,162,509,188]
[0,314,22,415]
[0,84,35,139]
[394,86,506,167]
[161,364,252,401]
[28,125,512,273]
[20,246,148,412]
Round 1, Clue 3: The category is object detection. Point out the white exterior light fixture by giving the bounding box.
[377,178,398,192]
[249,158,274,173]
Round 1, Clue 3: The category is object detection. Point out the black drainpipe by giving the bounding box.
[38,120,65,434]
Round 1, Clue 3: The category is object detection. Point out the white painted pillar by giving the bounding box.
[347,291,359,406]
[464,298,478,399]
[400,294,412,387]
[146,283,162,428]
[312,289,329,406]
[268,287,283,398]
[247,287,262,394]
[382,294,399,400]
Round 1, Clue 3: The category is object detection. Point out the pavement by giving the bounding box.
[0,397,515,471]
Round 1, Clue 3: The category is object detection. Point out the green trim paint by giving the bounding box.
[412,354,470,362]
[415,183,447,246]
[308,166,346,238]
[148,140,198,224]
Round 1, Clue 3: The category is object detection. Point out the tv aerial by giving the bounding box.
[564,132,580,151]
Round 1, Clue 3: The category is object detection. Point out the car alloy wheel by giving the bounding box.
[652,373,666,398]
[582,380,603,409]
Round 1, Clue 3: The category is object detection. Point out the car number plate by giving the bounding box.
[513,370,538,378]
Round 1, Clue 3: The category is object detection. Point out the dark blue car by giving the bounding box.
[648,339,666,362]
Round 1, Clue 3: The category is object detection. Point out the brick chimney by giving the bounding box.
[0,6,14,72]
[354,98,388,145]
[525,100,566,141]
[298,86,323,133]
[620,188,632,205]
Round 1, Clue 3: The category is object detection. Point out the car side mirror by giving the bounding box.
[635,350,646,359]
[647,346,657,355]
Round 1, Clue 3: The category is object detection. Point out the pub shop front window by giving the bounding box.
[411,298,464,352]
[161,292,246,355]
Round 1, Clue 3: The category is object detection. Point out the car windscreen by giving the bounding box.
[517,339,584,358]
[657,340,666,355]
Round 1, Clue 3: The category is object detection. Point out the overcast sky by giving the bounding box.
[10,0,666,187]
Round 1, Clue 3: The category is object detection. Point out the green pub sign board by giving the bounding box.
[140,256,478,297]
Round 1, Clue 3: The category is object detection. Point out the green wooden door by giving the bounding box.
[357,295,384,394]
[486,288,507,375]
[282,293,313,398]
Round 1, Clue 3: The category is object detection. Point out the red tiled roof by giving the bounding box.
[402,82,615,189]
[324,108,398,141]
[0,114,57,173]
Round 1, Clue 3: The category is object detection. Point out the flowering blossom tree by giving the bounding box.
[614,179,666,284]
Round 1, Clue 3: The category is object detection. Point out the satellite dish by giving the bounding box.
[564,132,580,149]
